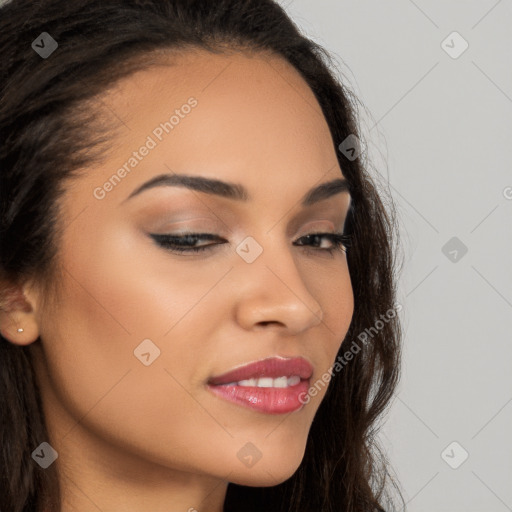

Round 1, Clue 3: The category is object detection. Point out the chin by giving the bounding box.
[229,451,305,488]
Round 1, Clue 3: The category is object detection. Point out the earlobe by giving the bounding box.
[0,279,41,346]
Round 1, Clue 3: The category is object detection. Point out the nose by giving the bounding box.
[232,240,324,335]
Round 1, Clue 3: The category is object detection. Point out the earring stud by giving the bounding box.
[17,328,24,333]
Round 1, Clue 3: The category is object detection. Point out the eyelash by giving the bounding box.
[149,232,353,255]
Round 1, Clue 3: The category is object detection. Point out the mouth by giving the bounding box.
[206,356,313,414]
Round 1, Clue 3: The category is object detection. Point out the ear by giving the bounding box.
[0,277,41,346]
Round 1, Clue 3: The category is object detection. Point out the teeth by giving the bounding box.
[256,377,273,387]
[287,376,301,386]
[234,376,301,388]
[237,378,258,387]
[272,376,288,388]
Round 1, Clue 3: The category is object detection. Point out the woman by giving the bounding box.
[0,0,404,511]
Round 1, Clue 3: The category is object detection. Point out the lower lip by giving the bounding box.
[206,380,310,414]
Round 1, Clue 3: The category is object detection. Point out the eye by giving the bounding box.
[149,233,224,253]
[149,232,353,255]
[294,232,352,254]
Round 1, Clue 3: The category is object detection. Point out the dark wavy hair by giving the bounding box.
[0,0,405,511]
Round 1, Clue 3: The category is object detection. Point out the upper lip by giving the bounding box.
[207,356,314,385]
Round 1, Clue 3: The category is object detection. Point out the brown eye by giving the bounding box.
[149,233,227,254]
[295,233,352,254]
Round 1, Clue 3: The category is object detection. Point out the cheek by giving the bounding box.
[329,273,354,352]
[38,225,239,438]
[301,261,353,406]
[45,225,232,390]
[36,251,238,473]
[60,212,236,333]
[308,258,354,354]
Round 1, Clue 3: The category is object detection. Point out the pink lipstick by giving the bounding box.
[206,356,313,414]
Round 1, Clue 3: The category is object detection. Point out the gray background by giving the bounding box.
[279,1,512,511]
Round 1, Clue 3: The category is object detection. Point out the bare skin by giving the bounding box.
[0,50,353,511]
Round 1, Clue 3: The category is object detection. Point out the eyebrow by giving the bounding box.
[122,173,351,207]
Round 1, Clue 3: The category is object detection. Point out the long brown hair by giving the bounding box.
[0,1,404,510]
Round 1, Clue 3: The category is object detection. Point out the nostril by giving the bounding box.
[256,320,284,329]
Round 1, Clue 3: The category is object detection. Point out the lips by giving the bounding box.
[207,356,313,386]
[206,356,314,414]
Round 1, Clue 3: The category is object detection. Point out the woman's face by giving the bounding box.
[25,50,353,502]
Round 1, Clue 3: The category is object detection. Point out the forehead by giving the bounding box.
[81,49,345,206]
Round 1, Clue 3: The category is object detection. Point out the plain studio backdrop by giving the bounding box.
[279,1,512,511]
[2,1,511,511]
